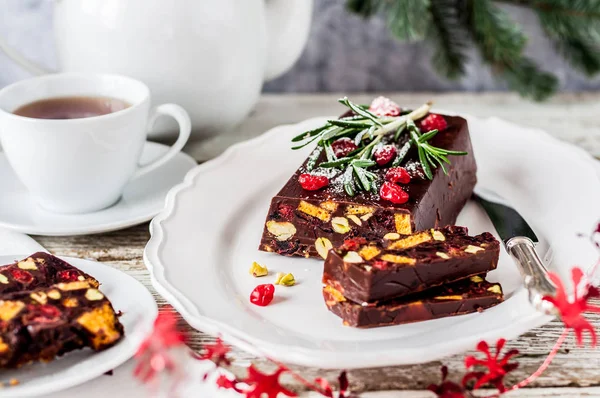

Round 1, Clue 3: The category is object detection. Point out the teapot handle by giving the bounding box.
[263,0,313,81]
[0,36,52,75]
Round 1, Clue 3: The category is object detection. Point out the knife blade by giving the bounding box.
[473,192,556,314]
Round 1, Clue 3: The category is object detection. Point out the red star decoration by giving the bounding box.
[216,374,241,392]
[462,338,519,393]
[193,337,231,366]
[543,267,600,347]
[428,366,467,398]
[241,365,296,398]
[133,309,187,383]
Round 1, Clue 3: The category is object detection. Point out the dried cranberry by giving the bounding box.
[57,270,81,282]
[250,284,275,307]
[341,237,367,251]
[380,182,409,204]
[373,260,389,270]
[39,304,61,318]
[385,167,411,184]
[276,204,295,220]
[331,138,357,158]
[10,268,33,284]
[368,96,401,117]
[27,304,62,324]
[373,145,397,166]
[419,114,448,132]
[298,173,329,191]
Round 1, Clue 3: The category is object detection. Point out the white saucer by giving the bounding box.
[0,254,158,397]
[0,142,196,236]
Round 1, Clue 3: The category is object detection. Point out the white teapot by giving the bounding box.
[0,0,313,137]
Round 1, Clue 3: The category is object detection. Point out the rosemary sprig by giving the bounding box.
[291,97,467,196]
[406,119,467,179]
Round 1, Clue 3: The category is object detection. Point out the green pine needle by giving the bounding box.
[386,0,432,41]
[427,0,470,79]
[553,36,600,76]
[344,0,600,100]
[501,57,559,101]
[468,0,526,62]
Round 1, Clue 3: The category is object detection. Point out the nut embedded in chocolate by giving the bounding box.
[258,115,477,259]
[0,252,99,295]
[0,282,124,368]
[323,275,503,328]
[323,226,500,303]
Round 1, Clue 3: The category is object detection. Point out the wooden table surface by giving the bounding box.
[35,92,600,396]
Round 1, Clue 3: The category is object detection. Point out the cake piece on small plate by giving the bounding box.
[259,98,477,259]
[323,226,500,303]
[0,280,124,368]
[323,275,503,328]
[0,252,99,295]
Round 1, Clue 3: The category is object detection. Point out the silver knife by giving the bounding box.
[473,191,557,314]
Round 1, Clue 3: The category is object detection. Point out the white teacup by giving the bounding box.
[0,73,191,214]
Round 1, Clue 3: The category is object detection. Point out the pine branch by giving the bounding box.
[427,0,470,79]
[527,0,600,76]
[386,0,432,41]
[534,0,600,39]
[467,0,558,100]
[468,0,526,61]
[552,36,600,76]
[500,57,558,101]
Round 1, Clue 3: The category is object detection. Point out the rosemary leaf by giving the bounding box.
[418,129,439,143]
[343,167,356,196]
[324,142,336,162]
[354,128,370,145]
[320,157,354,168]
[328,119,374,129]
[392,141,412,166]
[353,164,372,191]
[418,146,433,179]
[351,159,377,168]
[305,146,323,171]
[338,97,383,126]
[291,125,328,142]
[320,126,346,142]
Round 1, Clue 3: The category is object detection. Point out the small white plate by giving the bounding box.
[0,142,196,236]
[0,254,158,397]
[144,115,600,369]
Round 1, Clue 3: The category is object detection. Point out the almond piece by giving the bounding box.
[464,245,484,254]
[315,237,333,260]
[331,217,351,234]
[266,220,297,241]
[343,251,364,263]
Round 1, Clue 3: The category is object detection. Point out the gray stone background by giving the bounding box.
[1,0,600,93]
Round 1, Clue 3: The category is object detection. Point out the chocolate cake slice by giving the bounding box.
[259,107,477,259]
[323,275,503,328]
[0,281,124,368]
[0,252,99,295]
[323,226,500,303]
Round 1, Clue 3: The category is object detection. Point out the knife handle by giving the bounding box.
[505,236,557,314]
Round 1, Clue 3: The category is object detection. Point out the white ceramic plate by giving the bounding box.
[0,142,196,236]
[144,115,600,369]
[0,255,157,397]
